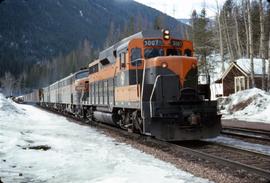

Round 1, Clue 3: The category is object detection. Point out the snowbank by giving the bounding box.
[0,94,210,183]
[220,88,270,123]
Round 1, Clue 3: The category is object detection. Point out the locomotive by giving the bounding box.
[21,30,221,141]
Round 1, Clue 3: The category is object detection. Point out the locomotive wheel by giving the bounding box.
[132,110,143,134]
[86,107,94,122]
[118,109,132,130]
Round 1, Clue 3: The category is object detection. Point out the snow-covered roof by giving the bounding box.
[217,58,269,82]
[236,58,269,75]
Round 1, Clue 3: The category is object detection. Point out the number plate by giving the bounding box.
[144,39,163,46]
[171,40,183,47]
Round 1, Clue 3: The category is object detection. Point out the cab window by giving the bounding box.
[166,49,181,56]
[144,48,164,59]
[131,48,142,66]
[184,49,192,57]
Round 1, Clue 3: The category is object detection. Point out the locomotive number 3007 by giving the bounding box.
[144,39,163,46]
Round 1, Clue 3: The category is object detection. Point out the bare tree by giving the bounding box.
[223,11,234,62]
[233,7,242,58]
[247,0,255,88]
[259,0,266,90]
[0,72,16,96]
[216,0,225,72]
[191,10,197,48]
[268,34,270,91]
[243,0,250,58]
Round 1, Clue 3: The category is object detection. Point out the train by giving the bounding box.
[19,30,221,141]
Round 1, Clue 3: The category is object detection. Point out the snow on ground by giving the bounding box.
[0,94,211,183]
[220,88,270,123]
[206,136,270,155]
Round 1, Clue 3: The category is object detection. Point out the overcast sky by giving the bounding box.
[134,0,226,19]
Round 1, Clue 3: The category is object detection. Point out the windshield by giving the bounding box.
[144,48,164,59]
[166,49,181,56]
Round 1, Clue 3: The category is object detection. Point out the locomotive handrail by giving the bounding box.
[139,58,146,120]
[149,75,161,118]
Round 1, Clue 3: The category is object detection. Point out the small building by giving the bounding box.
[215,59,269,96]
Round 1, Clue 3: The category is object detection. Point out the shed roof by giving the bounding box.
[236,59,269,75]
[216,58,269,83]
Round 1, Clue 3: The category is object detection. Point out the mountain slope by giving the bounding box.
[0,0,186,77]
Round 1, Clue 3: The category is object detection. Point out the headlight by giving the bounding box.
[161,62,168,68]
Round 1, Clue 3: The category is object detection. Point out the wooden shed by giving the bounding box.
[216,59,269,96]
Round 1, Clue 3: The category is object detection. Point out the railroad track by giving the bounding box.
[221,127,270,142]
[38,106,270,181]
[176,140,270,180]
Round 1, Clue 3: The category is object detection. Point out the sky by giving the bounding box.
[134,0,226,19]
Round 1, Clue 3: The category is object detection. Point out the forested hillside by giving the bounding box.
[0,0,186,94]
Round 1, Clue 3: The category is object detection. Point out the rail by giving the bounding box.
[222,126,270,142]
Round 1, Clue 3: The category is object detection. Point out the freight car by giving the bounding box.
[20,30,221,141]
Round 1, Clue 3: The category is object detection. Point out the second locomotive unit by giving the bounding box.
[23,30,221,141]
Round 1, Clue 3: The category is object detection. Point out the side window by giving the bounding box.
[89,64,99,74]
[120,52,126,68]
[131,48,142,66]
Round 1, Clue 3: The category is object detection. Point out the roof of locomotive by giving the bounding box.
[99,30,183,65]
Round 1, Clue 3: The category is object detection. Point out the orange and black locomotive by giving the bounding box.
[21,30,221,141]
